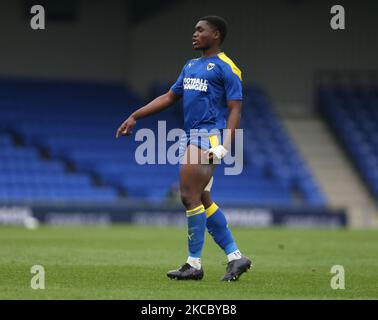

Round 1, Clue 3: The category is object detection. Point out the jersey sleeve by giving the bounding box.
[170,62,187,96]
[222,65,243,101]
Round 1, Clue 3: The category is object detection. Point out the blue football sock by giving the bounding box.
[206,203,238,255]
[186,204,207,258]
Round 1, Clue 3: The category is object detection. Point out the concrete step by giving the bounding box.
[315,171,368,180]
[283,115,378,228]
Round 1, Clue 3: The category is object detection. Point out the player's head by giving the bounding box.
[192,15,227,51]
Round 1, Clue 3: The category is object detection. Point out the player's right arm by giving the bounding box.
[116,90,181,138]
[116,61,188,138]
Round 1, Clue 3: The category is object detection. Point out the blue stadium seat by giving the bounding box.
[319,84,378,202]
[0,79,326,206]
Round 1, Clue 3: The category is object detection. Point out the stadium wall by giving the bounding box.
[0,204,347,228]
[1,0,377,110]
[0,0,127,82]
[126,0,378,109]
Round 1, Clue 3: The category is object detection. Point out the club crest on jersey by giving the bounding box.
[207,63,215,71]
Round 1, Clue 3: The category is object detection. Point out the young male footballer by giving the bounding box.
[116,15,252,281]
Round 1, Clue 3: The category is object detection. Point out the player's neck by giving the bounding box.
[201,47,222,58]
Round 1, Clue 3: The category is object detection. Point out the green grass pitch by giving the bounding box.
[0,225,377,299]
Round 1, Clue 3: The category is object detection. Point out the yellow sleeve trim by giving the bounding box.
[218,52,242,81]
[205,202,219,218]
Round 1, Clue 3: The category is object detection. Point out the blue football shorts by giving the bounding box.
[178,130,222,165]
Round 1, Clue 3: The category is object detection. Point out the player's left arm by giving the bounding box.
[206,58,243,160]
[223,100,242,151]
[206,100,242,160]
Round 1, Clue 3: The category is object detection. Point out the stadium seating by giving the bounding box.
[319,85,378,201]
[0,78,326,206]
[0,134,118,202]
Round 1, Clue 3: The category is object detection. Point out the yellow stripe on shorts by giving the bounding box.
[209,135,220,148]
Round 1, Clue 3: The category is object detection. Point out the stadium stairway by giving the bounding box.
[284,116,378,228]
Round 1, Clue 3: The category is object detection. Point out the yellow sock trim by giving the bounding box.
[186,204,205,217]
[205,202,219,218]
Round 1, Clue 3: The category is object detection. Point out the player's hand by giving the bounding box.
[205,145,228,162]
[116,116,136,138]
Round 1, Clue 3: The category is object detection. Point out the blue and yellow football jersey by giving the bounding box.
[171,52,243,134]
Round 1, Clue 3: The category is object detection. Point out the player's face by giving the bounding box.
[192,20,218,50]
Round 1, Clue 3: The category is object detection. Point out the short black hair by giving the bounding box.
[199,15,227,43]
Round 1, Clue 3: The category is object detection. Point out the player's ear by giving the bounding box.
[213,29,221,41]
